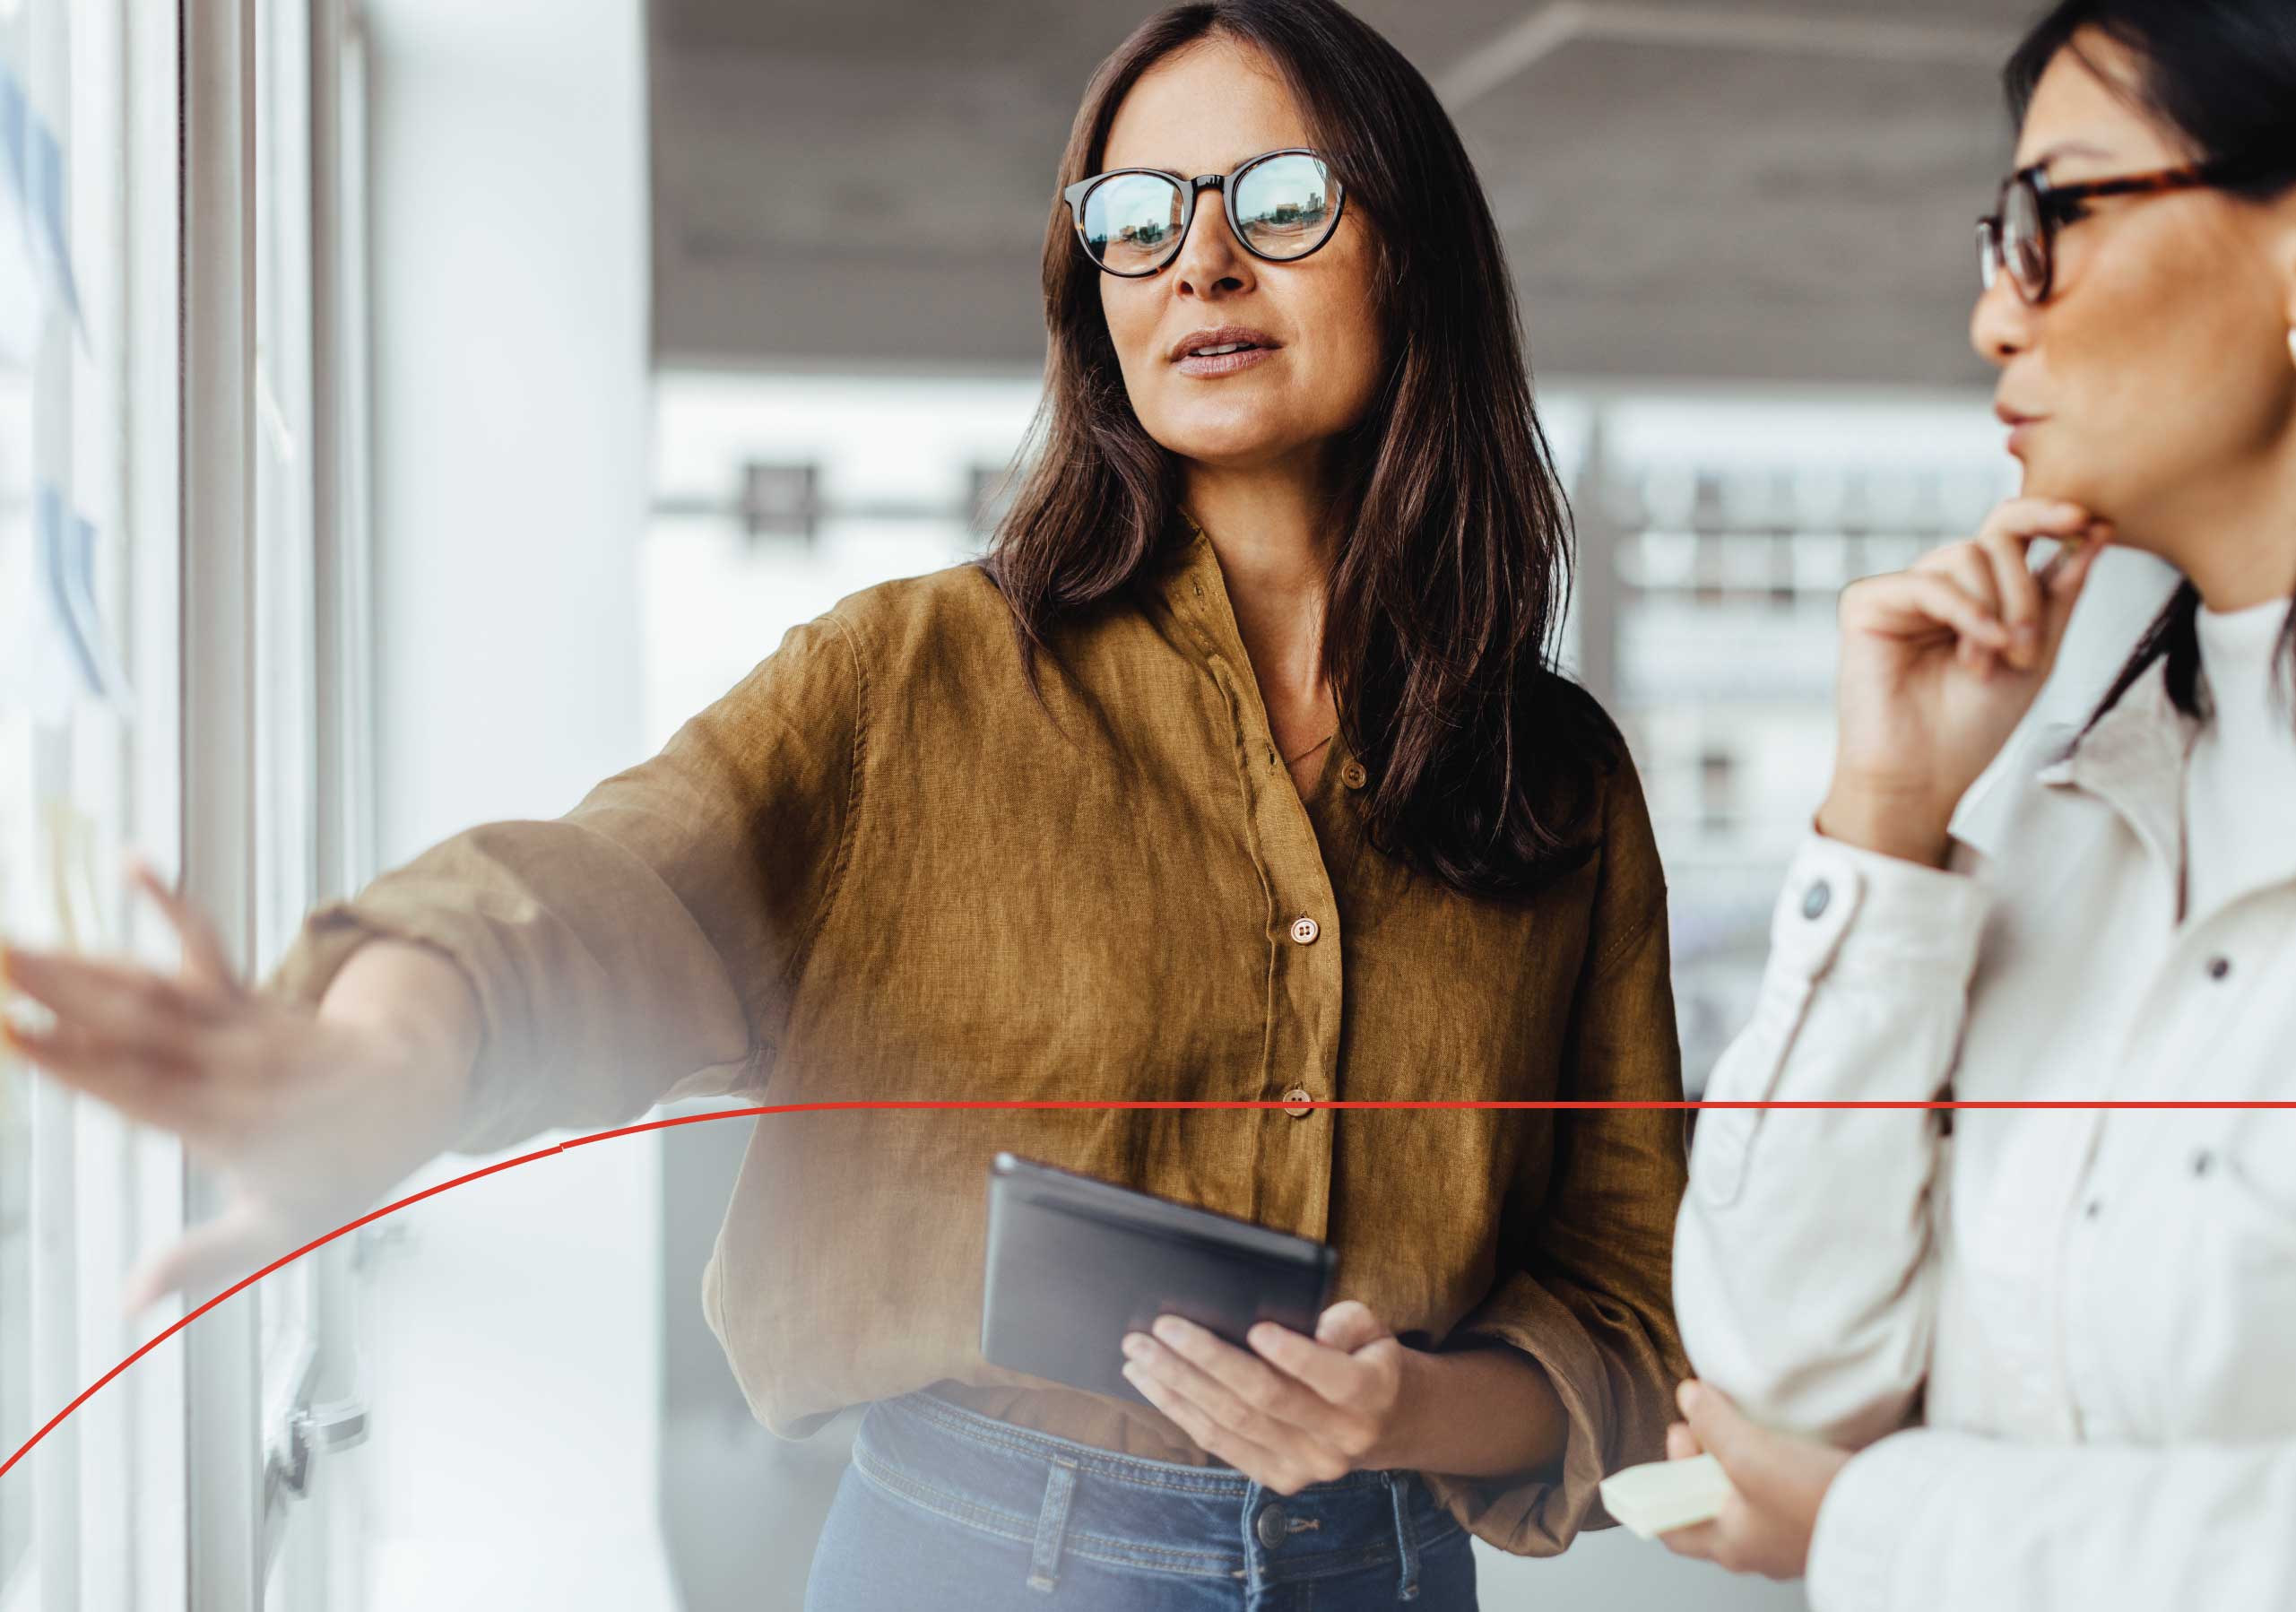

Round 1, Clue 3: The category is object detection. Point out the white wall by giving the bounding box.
[360,1,671,1607]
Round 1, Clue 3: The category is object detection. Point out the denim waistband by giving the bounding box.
[850,1386,1465,1600]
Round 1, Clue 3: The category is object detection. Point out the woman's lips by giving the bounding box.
[1996,403,2046,459]
[1175,344,1277,378]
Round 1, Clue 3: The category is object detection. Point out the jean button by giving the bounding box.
[1254,1502,1289,1549]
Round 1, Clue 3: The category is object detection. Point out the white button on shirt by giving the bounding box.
[1674,619,2296,1612]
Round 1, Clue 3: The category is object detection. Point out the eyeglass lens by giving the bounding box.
[2000,178,2049,299]
[1079,152,1338,274]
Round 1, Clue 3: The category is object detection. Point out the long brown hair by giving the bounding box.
[982,0,1616,899]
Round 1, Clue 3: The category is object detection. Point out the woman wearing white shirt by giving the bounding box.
[1659,1,2296,1608]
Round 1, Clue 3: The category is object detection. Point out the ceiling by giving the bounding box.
[648,0,2042,386]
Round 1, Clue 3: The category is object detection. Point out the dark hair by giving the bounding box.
[2006,0,2296,732]
[980,0,1614,899]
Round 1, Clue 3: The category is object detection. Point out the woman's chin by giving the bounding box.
[2014,459,2093,510]
[1150,420,1320,473]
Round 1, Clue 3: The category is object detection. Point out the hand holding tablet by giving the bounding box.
[979,1153,1336,1405]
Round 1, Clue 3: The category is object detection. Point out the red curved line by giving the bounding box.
[8,1092,2293,1482]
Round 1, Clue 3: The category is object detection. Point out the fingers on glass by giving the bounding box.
[1071,151,1339,278]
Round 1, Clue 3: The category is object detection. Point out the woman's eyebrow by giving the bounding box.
[2023,138,2115,171]
[1112,149,1282,177]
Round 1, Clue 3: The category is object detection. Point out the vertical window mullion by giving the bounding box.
[121,0,191,1603]
[179,0,263,1604]
[22,0,82,1601]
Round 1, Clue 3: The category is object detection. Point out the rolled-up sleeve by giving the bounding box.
[1422,758,1692,1555]
[1672,833,1988,1447]
[262,612,865,1154]
[1809,1428,2296,1612]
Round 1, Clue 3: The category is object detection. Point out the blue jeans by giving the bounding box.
[803,1387,1478,1610]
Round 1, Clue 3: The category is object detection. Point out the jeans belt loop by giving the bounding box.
[1386,1469,1423,1601]
[1026,1455,1079,1593]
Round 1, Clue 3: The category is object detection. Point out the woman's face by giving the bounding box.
[1095,38,1386,481]
[1971,30,2296,550]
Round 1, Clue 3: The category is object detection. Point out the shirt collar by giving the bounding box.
[1156,508,1229,631]
[2033,656,2196,879]
[1152,507,1372,806]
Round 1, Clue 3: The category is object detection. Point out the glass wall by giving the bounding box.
[645,374,2017,1091]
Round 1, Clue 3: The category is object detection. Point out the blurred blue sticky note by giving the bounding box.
[65,511,133,712]
[19,484,133,716]
[26,115,83,342]
[0,65,42,361]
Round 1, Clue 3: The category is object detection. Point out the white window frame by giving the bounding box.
[180,0,375,1607]
[2,1,193,1609]
[3,0,372,1602]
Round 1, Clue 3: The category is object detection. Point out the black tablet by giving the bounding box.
[981,1153,1338,1406]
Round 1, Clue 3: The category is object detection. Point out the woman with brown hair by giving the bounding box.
[1,2,1685,1605]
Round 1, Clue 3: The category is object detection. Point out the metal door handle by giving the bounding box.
[277,1397,368,1500]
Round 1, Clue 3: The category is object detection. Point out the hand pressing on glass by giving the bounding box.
[0,860,481,1313]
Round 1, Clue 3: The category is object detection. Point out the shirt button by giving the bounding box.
[1339,758,1367,790]
[2206,956,2232,982]
[1254,1502,1289,1548]
[2194,1149,2216,1178]
[1801,880,1832,921]
[1289,915,1320,945]
[1281,1086,1314,1117]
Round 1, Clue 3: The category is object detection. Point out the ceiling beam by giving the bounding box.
[1437,2,2018,109]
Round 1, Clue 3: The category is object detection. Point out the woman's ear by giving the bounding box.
[2276,200,2296,371]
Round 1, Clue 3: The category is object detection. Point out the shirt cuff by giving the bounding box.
[1807,1427,1963,1612]
[1418,1275,1628,1557]
[1769,833,1991,988]
[257,900,512,1153]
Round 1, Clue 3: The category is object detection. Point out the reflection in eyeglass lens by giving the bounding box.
[2004,180,2048,296]
[1235,155,1332,257]
[1084,173,1186,271]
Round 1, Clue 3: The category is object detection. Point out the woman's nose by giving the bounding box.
[1172,192,1253,299]
[1969,274,2032,368]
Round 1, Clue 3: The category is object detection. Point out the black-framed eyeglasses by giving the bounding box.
[1976,153,2286,305]
[1061,147,1345,278]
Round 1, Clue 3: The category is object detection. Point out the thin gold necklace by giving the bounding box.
[1184,507,1337,768]
[1285,732,1335,767]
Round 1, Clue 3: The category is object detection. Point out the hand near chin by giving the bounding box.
[1818,498,2110,866]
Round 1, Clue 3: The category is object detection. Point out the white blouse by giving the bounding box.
[1672,608,2296,1611]
[2187,600,2296,924]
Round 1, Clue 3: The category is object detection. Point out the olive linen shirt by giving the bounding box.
[265,519,1690,1556]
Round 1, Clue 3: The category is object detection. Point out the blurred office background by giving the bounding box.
[0,1,2179,1610]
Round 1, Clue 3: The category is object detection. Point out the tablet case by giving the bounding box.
[981,1153,1337,1405]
